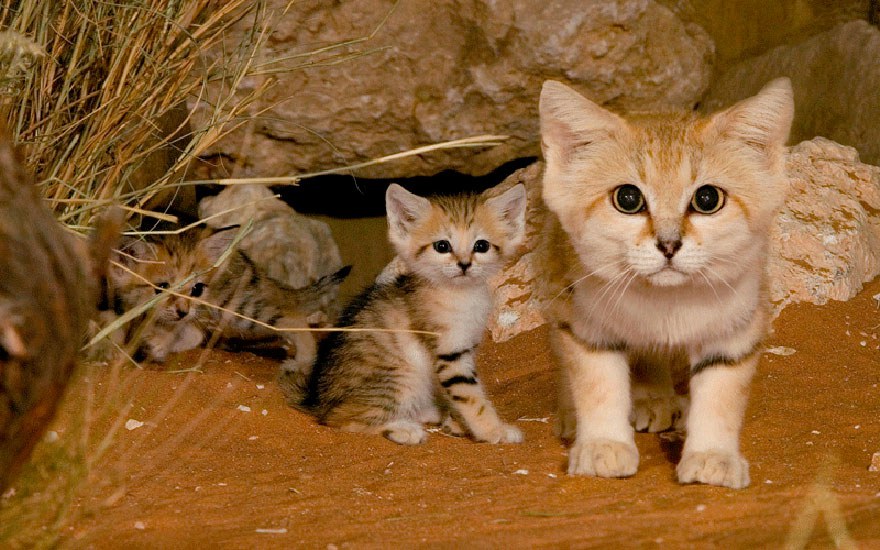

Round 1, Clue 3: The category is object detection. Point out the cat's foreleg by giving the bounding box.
[677,348,758,489]
[435,349,523,444]
[551,325,638,478]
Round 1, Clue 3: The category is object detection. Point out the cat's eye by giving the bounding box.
[190,283,206,298]
[612,184,645,214]
[690,185,725,214]
[473,239,490,253]
[432,240,451,254]
[154,282,170,295]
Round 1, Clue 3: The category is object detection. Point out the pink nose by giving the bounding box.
[656,239,682,259]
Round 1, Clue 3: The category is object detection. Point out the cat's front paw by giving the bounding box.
[568,438,639,478]
[474,422,524,444]
[382,420,427,445]
[677,450,750,489]
[631,394,686,433]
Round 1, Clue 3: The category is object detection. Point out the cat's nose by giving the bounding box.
[457,261,471,273]
[176,308,188,319]
[656,238,682,259]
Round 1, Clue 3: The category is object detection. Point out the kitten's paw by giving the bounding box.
[473,423,524,444]
[441,416,466,437]
[381,420,427,445]
[554,407,577,442]
[677,450,750,489]
[568,438,639,478]
[631,394,685,433]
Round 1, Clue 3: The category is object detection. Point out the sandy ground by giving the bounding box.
[6,277,879,548]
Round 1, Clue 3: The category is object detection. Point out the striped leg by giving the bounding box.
[435,349,523,444]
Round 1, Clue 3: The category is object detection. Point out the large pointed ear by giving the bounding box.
[485,184,527,243]
[539,80,627,163]
[708,77,794,156]
[117,236,154,264]
[385,184,431,241]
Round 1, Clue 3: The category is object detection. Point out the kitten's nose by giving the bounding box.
[656,238,682,259]
[176,308,188,319]
[457,261,471,273]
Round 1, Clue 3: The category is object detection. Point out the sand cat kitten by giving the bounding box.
[110,226,349,364]
[282,183,527,445]
[538,78,794,488]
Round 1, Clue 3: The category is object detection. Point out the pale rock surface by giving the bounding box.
[195,0,713,179]
[487,139,880,341]
[703,20,880,165]
[199,185,344,319]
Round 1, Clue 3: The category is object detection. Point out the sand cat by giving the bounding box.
[282,182,527,445]
[109,225,349,364]
[537,78,794,488]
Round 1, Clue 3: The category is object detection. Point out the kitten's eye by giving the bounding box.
[473,239,490,253]
[690,185,725,214]
[612,185,645,214]
[432,240,451,254]
[154,282,170,295]
[190,283,206,298]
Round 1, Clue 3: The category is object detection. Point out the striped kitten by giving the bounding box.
[538,78,793,488]
[282,182,527,445]
[110,226,349,365]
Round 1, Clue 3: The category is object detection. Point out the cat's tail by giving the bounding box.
[293,264,352,312]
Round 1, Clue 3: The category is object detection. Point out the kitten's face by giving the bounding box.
[115,229,220,326]
[385,184,526,286]
[539,79,794,290]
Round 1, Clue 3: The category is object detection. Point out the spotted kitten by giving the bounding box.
[282,182,527,445]
[109,226,349,364]
[537,78,794,488]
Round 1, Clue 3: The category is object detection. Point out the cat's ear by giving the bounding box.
[385,184,430,240]
[118,236,154,264]
[485,184,527,243]
[539,80,627,164]
[198,228,239,264]
[708,77,794,156]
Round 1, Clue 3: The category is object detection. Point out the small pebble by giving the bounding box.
[125,419,144,431]
[134,521,145,530]
[695,504,706,512]
[261,409,268,416]
[237,405,251,413]
[513,469,529,475]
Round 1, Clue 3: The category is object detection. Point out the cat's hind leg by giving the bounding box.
[630,351,686,433]
[339,418,427,445]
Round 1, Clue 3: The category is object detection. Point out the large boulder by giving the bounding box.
[194,0,713,179]
[703,20,880,166]
[488,138,880,341]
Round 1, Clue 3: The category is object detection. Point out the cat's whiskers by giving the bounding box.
[697,269,724,307]
[550,259,626,304]
[607,269,638,319]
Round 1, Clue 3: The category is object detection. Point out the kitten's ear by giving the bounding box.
[199,228,239,264]
[118,236,153,264]
[385,184,430,240]
[485,184,527,243]
[708,77,794,156]
[539,80,627,163]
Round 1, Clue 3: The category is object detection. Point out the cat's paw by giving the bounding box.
[568,438,639,478]
[441,416,466,437]
[474,422,524,444]
[382,420,427,445]
[554,407,577,442]
[631,394,685,433]
[677,450,750,489]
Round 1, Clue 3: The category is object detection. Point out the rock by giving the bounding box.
[770,138,880,312]
[487,138,880,341]
[194,0,713,179]
[703,20,880,165]
[198,185,344,321]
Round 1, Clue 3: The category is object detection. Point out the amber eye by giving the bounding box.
[154,282,170,295]
[190,283,206,298]
[691,185,725,214]
[612,185,645,214]
[473,239,490,253]
[433,240,451,253]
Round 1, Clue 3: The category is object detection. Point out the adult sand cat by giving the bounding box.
[283,183,527,445]
[538,78,794,488]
